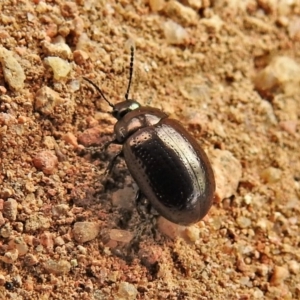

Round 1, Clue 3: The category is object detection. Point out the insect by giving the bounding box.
[84,46,215,225]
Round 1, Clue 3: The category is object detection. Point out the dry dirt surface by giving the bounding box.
[0,0,300,299]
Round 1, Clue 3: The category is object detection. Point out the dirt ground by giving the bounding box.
[0,0,299,299]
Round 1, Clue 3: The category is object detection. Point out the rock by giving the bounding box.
[39,232,54,250]
[157,216,186,239]
[44,259,71,275]
[164,0,198,26]
[52,204,69,217]
[288,260,299,275]
[163,20,188,45]
[148,0,165,12]
[41,41,73,60]
[73,50,89,65]
[24,254,39,266]
[44,56,72,80]
[77,126,103,147]
[72,222,100,243]
[109,229,134,244]
[111,187,135,208]
[60,1,78,17]
[33,150,58,175]
[260,167,282,183]
[35,86,65,116]
[8,237,28,256]
[25,214,51,232]
[254,56,300,96]
[0,46,26,91]
[200,15,224,33]
[3,198,18,221]
[236,216,252,229]
[0,249,18,264]
[270,265,289,285]
[210,149,242,202]
[115,282,138,300]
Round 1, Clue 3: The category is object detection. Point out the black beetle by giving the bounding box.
[84,46,215,226]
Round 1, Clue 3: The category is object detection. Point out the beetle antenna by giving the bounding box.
[83,77,114,108]
[125,46,134,101]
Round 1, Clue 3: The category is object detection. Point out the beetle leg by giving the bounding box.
[135,190,152,219]
[103,138,121,152]
[105,150,123,175]
[103,150,123,191]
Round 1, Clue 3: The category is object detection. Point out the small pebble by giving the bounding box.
[236,216,252,229]
[72,16,85,37]
[44,259,71,275]
[164,0,198,26]
[200,15,224,33]
[41,41,72,60]
[288,260,299,275]
[35,86,65,116]
[44,56,72,80]
[116,282,138,300]
[73,50,89,65]
[60,1,78,17]
[109,229,134,244]
[3,198,18,221]
[184,226,200,242]
[84,279,93,292]
[72,222,100,243]
[33,150,58,175]
[157,216,186,239]
[23,277,34,291]
[210,149,242,202]
[52,204,69,216]
[8,237,28,256]
[77,126,103,147]
[279,120,297,135]
[43,136,56,150]
[254,56,300,95]
[68,79,80,92]
[39,232,54,250]
[270,265,289,285]
[148,0,165,12]
[184,0,203,10]
[63,132,78,148]
[260,167,282,183]
[0,274,5,285]
[24,254,39,266]
[13,275,22,287]
[256,264,269,277]
[77,245,87,254]
[111,187,135,208]
[70,259,78,267]
[25,214,51,232]
[288,16,300,40]
[0,46,26,91]
[54,236,65,246]
[163,20,188,44]
[1,249,19,264]
[0,223,12,238]
[0,213,5,227]
[0,113,16,125]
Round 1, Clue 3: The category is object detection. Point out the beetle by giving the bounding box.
[84,46,215,226]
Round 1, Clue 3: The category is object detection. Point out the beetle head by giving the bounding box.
[112,100,140,120]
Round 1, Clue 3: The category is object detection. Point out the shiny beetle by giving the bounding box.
[84,47,215,225]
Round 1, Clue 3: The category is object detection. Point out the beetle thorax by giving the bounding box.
[114,106,168,143]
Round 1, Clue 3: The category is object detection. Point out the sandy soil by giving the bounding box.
[0,0,299,299]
